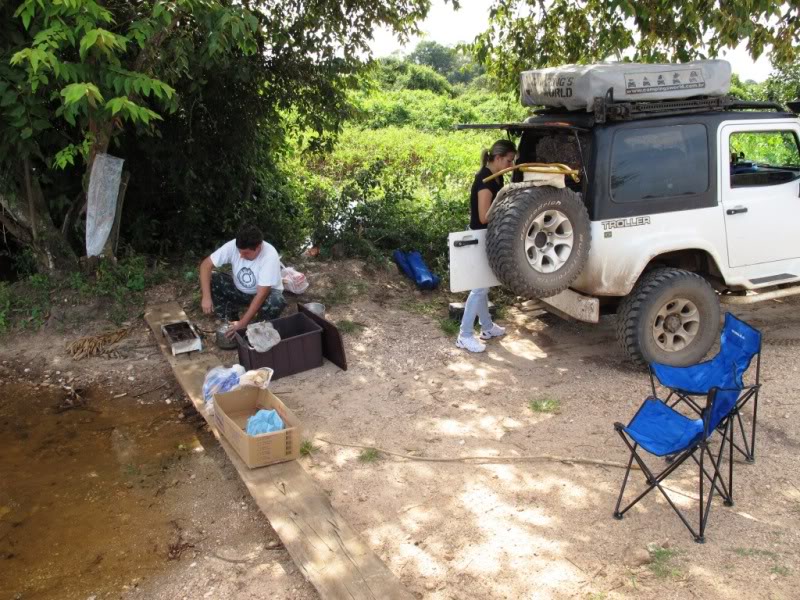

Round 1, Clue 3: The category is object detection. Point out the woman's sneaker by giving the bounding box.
[456,335,486,353]
[480,324,506,340]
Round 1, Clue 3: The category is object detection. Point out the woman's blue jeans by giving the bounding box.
[459,287,492,338]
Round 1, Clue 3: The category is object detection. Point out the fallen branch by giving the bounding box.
[67,327,130,360]
[133,382,167,398]
[212,551,252,564]
[315,438,637,470]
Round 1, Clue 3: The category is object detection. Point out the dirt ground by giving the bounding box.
[1,258,799,599]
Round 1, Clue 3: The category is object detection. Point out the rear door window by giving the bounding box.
[610,124,709,203]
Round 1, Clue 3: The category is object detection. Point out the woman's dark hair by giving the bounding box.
[235,224,264,250]
[481,139,517,168]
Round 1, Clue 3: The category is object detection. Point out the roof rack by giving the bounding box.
[591,88,786,123]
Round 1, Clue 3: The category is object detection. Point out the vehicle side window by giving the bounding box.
[729,130,800,188]
[610,124,709,203]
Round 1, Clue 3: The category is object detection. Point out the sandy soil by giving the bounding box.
[2,258,799,599]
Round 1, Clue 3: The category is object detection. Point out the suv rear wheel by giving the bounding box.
[486,186,590,298]
[616,268,721,366]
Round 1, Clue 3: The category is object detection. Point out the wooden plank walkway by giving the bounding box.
[145,302,414,600]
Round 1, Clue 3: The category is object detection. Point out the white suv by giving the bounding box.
[454,95,800,366]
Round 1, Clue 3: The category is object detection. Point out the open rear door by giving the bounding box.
[448,229,501,293]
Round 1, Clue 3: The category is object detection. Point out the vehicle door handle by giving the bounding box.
[726,207,748,215]
[454,239,479,247]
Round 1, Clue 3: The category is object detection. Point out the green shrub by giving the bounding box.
[284,125,513,272]
[300,440,318,456]
[529,398,561,413]
[0,282,10,333]
[358,448,381,463]
[350,88,526,131]
[67,271,91,296]
[12,249,38,278]
[336,319,366,334]
[438,318,460,336]
[95,256,148,301]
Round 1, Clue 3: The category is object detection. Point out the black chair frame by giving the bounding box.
[614,385,759,543]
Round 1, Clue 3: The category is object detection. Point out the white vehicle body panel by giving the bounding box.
[571,209,727,296]
[718,120,800,270]
[448,229,501,292]
[571,117,800,296]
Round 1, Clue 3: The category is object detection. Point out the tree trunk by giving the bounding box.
[0,162,77,273]
[101,170,131,258]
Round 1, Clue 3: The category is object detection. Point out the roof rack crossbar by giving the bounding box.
[592,89,788,123]
[729,100,785,112]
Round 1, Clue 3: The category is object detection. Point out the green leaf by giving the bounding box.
[79,30,100,60]
[21,127,33,139]
[22,11,31,31]
[105,96,130,116]
[10,49,29,66]
[0,92,17,107]
[61,82,104,107]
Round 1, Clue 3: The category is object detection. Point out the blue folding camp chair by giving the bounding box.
[649,313,762,462]
[614,383,758,542]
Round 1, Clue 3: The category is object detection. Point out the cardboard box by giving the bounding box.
[213,386,301,468]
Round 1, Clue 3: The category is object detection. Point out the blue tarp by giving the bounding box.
[393,250,440,290]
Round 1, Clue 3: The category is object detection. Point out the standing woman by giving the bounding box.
[457,139,517,353]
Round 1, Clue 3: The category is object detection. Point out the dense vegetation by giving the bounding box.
[2,1,800,333]
[281,49,526,270]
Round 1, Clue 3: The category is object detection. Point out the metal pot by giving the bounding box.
[304,302,326,319]
[215,324,238,350]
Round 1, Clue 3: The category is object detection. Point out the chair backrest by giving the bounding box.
[706,387,741,433]
[717,313,762,386]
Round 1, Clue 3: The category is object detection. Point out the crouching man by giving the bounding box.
[199,224,286,339]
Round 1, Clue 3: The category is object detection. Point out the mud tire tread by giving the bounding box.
[486,186,590,298]
[616,267,719,367]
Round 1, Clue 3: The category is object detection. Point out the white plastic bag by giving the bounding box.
[86,153,124,256]
[281,263,309,294]
[246,321,281,352]
[239,367,274,389]
[202,364,245,414]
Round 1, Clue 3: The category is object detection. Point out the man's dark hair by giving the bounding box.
[235,224,263,250]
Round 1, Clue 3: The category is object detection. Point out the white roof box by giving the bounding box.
[520,60,732,112]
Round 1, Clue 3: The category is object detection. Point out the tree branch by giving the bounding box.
[23,158,37,241]
[0,199,33,244]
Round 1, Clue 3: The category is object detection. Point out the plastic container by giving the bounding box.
[235,312,323,380]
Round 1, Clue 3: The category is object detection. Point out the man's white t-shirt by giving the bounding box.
[210,240,283,295]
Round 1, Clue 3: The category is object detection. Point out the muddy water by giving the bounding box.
[0,382,200,600]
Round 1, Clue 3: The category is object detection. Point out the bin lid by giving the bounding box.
[297,304,348,371]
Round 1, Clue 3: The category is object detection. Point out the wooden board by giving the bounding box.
[144,302,413,600]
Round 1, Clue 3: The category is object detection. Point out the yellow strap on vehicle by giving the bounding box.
[483,162,581,183]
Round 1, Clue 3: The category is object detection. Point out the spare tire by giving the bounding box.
[486,185,591,298]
